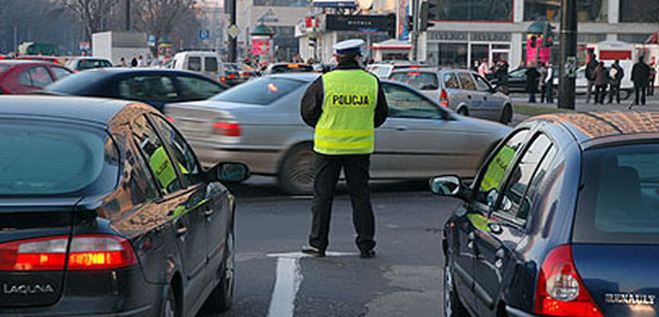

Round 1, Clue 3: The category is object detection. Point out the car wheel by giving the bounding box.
[457,107,469,116]
[500,104,513,124]
[204,230,235,313]
[444,261,468,317]
[278,144,315,195]
[162,286,178,317]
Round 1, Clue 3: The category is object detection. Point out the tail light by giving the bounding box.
[0,234,138,272]
[439,89,449,107]
[213,121,241,137]
[535,245,603,317]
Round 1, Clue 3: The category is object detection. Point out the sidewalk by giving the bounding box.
[511,92,659,113]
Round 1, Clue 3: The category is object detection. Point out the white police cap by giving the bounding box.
[333,39,365,56]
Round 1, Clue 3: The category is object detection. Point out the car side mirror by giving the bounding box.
[429,175,464,198]
[207,162,250,183]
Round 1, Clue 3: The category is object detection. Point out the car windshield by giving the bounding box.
[212,77,306,105]
[0,119,119,197]
[573,143,659,244]
[45,70,106,93]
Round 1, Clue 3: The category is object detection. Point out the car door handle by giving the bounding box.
[395,126,408,131]
[204,207,215,217]
[175,221,188,237]
[467,232,475,249]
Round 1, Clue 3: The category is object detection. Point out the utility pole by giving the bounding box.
[558,0,577,109]
[411,0,418,61]
[125,0,131,31]
[227,0,238,62]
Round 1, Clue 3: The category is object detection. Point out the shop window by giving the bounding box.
[524,0,608,22]
[620,0,659,23]
[436,0,513,21]
[436,43,468,67]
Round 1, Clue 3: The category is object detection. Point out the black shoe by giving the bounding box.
[301,246,325,257]
[360,250,376,259]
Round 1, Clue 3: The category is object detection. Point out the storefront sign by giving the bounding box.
[470,32,511,42]
[325,14,391,33]
[427,31,468,42]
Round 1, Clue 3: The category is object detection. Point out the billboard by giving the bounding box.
[397,0,409,40]
[325,15,391,33]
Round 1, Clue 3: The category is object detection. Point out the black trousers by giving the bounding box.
[608,84,620,104]
[635,84,647,105]
[595,85,607,104]
[309,153,375,252]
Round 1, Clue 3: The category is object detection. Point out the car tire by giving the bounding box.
[204,230,235,313]
[444,261,469,317]
[457,107,469,116]
[500,104,513,125]
[162,285,179,317]
[278,144,315,195]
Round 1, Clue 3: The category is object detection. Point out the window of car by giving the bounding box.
[212,76,305,105]
[19,70,32,86]
[149,114,202,187]
[390,71,439,90]
[177,76,224,100]
[204,57,218,72]
[45,70,106,94]
[473,74,493,92]
[496,134,554,223]
[0,119,119,197]
[131,115,183,194]
[509,68,527,78]
[20,66,54,88]
[382,83,443,119]
[443,73,460,89]
[123,138,159,205]
[118,75,178,101]
[51,66,73,80]
[573,143,659,244]
[187,56,202,72]
[476,129,530,206]
[78,59,112,70]
[457,72,476,91]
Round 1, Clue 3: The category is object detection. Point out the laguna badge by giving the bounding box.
[605,293,656,306]
[2,283,55,295]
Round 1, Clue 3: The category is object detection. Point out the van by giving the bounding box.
[171,51,224,81]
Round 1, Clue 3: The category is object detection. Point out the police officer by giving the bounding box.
[300,39,388,258]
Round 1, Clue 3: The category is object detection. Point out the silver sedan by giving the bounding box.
[165,74,511,194]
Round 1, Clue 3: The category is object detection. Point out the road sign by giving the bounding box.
[199,29,210,40]
[147,35,157,47]
[227,24,240,39]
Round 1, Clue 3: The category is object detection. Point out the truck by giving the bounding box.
[18,42,59,56]
[92,31,151,66]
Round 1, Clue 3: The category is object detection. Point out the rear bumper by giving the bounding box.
[506,305,537,317]
[0,267,163,317]
[193,143,282,175]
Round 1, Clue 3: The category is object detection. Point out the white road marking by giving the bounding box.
[266,251,359,317]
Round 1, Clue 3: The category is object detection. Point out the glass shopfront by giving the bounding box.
[426,32,511,68]
[435,0,513,21]
[620,0,659,23]
[524,0,608,22]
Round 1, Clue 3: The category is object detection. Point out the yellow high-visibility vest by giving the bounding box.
[315,70,378,155]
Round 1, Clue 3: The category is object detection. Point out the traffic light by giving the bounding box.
[419,0,438,32]
[542,22,555,47]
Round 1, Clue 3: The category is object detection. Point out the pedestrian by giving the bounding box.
[493,60,509,95]
[632,56,651,106]
[478,58,490,78]
[118,57,127,67]
[526,63,540,103]
[300,39,388,259]
[585,53,598,103]
[608,60,624,104]
[130,57,138,67]
[472,60,480,73]
[594,61,608,104]
[539,63,548,103]
[648,62,656,97]
[137,55,146,67]
[544,62,554,103]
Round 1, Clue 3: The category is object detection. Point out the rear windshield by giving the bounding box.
[0,120,119,197]
[573,144,659,244]
[270,64,313,74]
[45,70,106,94]
[390,72,438,90]
[211,77,305,105]
[78,59,112,70]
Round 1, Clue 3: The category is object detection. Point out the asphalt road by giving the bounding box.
[199,177,460,317]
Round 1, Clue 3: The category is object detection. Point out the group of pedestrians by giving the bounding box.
[585,52,656,106]
[526,62,554,103]
[117,55,147,67]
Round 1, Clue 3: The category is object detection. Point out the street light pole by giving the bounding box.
[558,0,577,109]
[227,0,238,62]
[411,0,418,62]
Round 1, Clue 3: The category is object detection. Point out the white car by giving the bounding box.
[170,51,224,81]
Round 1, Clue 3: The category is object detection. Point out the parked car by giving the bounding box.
[165,74,510,194]
[221,63,259,86]
[366,61,420,79]
[0,95,248,317]
[390,68,513,124]
[261,63,314,75]
[170,51,225,81]
[44,68,228,111]
[65,57,113,72]
[0,60,73,94]
[434,111,659,317]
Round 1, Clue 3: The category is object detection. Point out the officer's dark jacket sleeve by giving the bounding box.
[374,78,388,128]
[301,77,324,127]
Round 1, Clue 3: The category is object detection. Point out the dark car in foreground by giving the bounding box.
[44,68,228,111]
[433,111,659,317]
[0,96,248,316]
[0,60,72,94]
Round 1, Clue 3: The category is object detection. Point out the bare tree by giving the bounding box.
[134,0,196,40]
[60,0,121,40]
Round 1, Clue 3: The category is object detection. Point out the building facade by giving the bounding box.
[420,0,658,68]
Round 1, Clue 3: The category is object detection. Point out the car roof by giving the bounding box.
[73,67,209,77]
[529,112,659,145]
[0,60,52,66]
[71,56,110,60]
[0,95,132,125]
